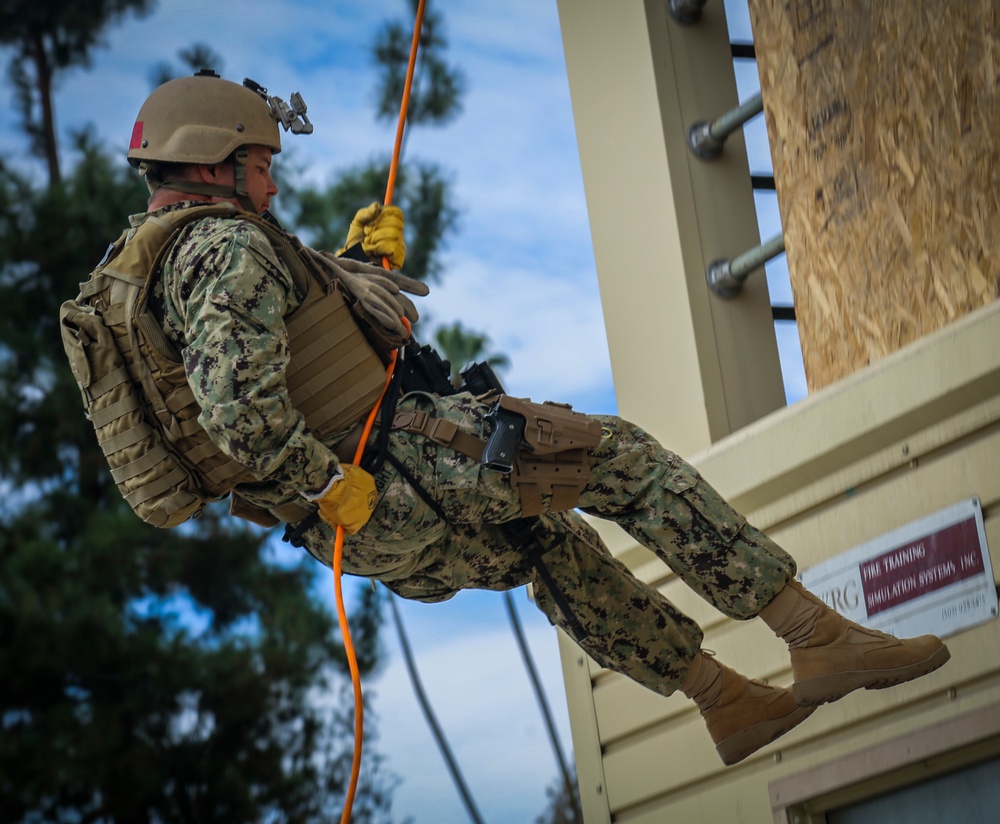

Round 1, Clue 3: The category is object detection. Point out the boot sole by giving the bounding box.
[715,705,816,766]
[793,644,951,707]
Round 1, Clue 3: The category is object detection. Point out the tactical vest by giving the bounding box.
[59,204,387,528]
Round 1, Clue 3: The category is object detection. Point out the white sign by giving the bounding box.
[800,498,997,640]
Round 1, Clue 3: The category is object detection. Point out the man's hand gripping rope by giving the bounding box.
[308,463,378,534]
[337,202,407,270]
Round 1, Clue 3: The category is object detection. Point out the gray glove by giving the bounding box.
[303,248,429,341]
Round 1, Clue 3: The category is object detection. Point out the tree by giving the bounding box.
[536,771,583,824]
[0,92,395,824]
[433,321,510,388]
[0,0,156,184]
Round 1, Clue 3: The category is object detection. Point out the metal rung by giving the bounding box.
[687,92,764,160]
[706,232,785,298]
[667,0,709,25]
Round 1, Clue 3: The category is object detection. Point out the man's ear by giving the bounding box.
[196,164,218,183]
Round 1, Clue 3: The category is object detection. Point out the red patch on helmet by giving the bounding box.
[129,121,144,150]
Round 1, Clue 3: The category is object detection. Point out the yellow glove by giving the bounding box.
[313,464,378,535]
[338,202,406,270]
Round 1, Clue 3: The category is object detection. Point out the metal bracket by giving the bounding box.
[707,232,785,298]
[666,0,709,26]
[687,92,763,160]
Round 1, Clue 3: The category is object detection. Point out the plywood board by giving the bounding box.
[748,0,1000,390]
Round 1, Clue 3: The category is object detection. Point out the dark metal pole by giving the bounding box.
[504,590,581,822]
[666,0,709,26]
[388,594,485,824]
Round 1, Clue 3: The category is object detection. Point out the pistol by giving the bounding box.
[482,400,525,473]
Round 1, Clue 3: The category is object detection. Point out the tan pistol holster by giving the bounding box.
[496,396,602,516]
[391,395,602,517]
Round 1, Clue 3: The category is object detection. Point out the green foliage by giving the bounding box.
[433,321,510,387]
[0,0,155,60]
[0,504,380,822]
[149,43,224,88]
[0,0,156,181]
[535,770,582,824]
[0,130,149,490]
[0,125,392,824]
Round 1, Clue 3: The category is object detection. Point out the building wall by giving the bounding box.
[561,304,1000,822]
[555,1,1000,821]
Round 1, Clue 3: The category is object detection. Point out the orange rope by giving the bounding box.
[334,323,405,823]
[336,1,426,820]
[384,0,427,210]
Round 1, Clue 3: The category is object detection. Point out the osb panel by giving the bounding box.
[748,0,1000,390]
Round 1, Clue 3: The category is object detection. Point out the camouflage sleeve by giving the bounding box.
[170,218,339,496]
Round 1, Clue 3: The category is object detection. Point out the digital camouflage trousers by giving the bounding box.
[296,391,796,695]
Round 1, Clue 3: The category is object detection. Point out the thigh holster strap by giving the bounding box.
[391,409,486,461]
[391,401,601,517]
[513,448,594,516]
[498,397,602,517]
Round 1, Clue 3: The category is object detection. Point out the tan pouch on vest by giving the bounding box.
[284,279,387,442]
[60,299,207,527]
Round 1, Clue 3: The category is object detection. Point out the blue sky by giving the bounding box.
[2,1,806,821]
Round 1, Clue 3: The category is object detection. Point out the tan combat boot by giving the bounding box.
[760,581,951,706]
[680,650,815,766]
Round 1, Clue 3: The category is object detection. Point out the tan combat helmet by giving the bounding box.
[128,69,312,212]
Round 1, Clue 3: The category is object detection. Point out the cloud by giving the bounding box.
[420,252,615,412]
[367,589,576,823]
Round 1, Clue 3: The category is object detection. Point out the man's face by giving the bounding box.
[206,144,278,213]
[242,145,279,213]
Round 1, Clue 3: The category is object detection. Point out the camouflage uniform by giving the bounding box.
[147,204,796,695]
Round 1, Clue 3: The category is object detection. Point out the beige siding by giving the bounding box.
[561,305,1000,821]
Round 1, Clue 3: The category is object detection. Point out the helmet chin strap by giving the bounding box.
[229,148,259,212]
[145,148,258,213]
